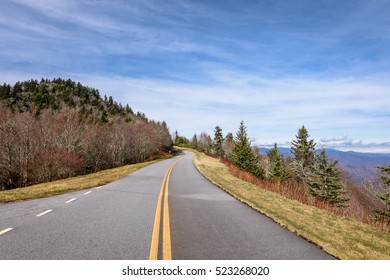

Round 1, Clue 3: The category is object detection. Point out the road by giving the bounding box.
[0,151,334,259]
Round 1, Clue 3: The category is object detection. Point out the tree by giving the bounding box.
[0,83,11,100]
[230,121,264,179]
[374,165,390,222]
[212,126,224,157]
[12,81,22,95]
[100,110,109,123]
[307,149,349,207]
[198,132,212,153]
[267,143,291,182]
[291,125,316,168]
[223,132,235,158]
[191,134,198,149]
[173,131,189,147]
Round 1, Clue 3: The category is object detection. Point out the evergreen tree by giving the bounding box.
[291,125,316,168]
[230,121,264,179]
[173,131,189,147]
[374,165,390,222]
[174,130,179,146]
[125,115,132,122]
[125,104,133,114]
[307,149,349,207]
[27,79,38,92]
[108,96,114,106]
[212,126,224,157]
[12,81,22,95]
[100,110,109,123]
[267,143,291,182]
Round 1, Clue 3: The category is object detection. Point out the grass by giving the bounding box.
[0,157,169,203]
[191,149,390,260]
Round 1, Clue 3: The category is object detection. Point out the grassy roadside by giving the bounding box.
[191,149,390,260]
[0,157,170,203]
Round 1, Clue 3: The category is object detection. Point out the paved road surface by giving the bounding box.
[0,151,334,259]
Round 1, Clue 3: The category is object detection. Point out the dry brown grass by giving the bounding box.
[192,149,390,260]
[218,156,389,231]
[0,158,166,202]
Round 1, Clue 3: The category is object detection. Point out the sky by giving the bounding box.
[1,0,390,153]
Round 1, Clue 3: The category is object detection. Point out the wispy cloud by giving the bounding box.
[68,71,390,149]
[1,0,390,153]
[318,136,390,153]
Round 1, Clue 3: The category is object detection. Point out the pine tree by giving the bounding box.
[12,81,22,95]
[374,165,390,222]
[307,149,349,207]
[267,143,291,182]
[100,110,109,123]
[174,130,179,146]
[212,126,224,157]
[291,125,316,168]
[0,83,11,100]
[230,121,264,179]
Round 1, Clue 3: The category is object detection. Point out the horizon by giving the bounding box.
[1,0,389,153]
[258,144,390,155]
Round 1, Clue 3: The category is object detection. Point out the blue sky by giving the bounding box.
[1,0,390,152]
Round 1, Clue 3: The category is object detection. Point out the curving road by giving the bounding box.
[0,151,334,259]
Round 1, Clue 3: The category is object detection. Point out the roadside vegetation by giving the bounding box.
[175,121,390,228]
[191,149,390,259]
[0,157,170,202]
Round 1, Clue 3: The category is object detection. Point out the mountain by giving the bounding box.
[325,149,390,182]
[0,78,149,122]
[259,147,390,183]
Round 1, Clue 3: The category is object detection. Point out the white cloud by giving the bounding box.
[65,72,390,150]
[318,136,390,153]
[1,1,390,153]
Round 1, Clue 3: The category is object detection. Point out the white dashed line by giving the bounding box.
[65,198,77,204]
[83,191,92,195]
[36,209,53,217]
[95,186,102,189]
[0,228,13,236]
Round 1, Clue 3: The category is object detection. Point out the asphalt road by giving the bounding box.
[0,151,334,260]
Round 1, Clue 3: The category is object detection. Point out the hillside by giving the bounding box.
[259,147,390,183]
[326,149,390,182]
[0,78,148,122]
[0,78,173,191]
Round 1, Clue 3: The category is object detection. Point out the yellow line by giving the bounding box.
[163,164,174,260]
[149,167,169,260]
[149,157,183,260]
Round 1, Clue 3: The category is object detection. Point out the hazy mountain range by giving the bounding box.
[259,147,390,183]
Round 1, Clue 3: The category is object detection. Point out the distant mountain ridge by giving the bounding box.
[259,147,390,183]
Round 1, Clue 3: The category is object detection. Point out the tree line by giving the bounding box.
[0,79,172,190]
[175,121,389,223]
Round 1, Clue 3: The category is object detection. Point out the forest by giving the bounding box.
[0,78,172,190]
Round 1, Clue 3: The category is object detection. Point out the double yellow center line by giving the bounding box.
[149,157,183,260]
